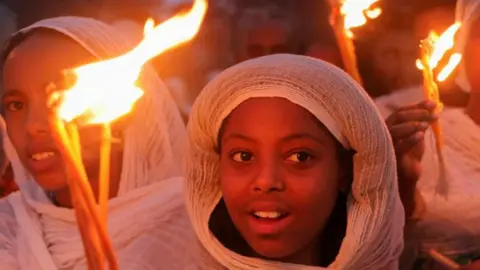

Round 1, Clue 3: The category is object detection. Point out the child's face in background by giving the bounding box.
[218,97,347,265]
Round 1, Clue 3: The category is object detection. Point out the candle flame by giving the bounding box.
[417,22,462,82]
[340,0,382,37]
[53,0,208,124]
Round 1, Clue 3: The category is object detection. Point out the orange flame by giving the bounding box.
[53,0,208,124]
[340,0,382,37]
[416,22,462,82]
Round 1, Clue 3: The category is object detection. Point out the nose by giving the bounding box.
[26,101,50,137]
[253,159,285,193]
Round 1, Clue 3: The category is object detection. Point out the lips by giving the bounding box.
[26,144,61,174]
[247,202,292,236]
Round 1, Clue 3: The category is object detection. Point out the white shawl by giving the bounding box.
[0,16,199,270]
[405,108,480,257]
[185,54,404,269]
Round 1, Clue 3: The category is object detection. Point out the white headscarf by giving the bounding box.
[455,0,480,92]
[0,16,198,270]
[186,54,404,269]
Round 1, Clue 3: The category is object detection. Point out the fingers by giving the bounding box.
[390,121,428,142]
[387,101,439,126]
[394,131,425,156]
[386,101,439,156]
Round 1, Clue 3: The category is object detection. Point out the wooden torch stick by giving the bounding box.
[64,123,118,270]
[428,249,460,269]
[328,1,364,85]
[51,119,118,269]
[52,119,105,270]
[99,123,111,224]
[419,40,448,196]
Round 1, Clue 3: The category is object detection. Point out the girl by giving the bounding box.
[0,17,199,269]
[185,54,404,269]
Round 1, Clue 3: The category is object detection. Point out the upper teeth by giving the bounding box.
[31,152,55,161]
[254,211,282,219]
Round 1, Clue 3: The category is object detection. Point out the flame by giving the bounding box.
[54,0,208,124]
[417,22,462,82]
[340,0,382,37]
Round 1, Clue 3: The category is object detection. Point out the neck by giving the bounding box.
[466,93,480,126]
[52,150,123,208]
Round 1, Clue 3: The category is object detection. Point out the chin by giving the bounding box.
[33,171,68,191]
[248,239,298,260]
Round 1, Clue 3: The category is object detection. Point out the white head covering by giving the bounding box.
[0,16,197,269]
[186,54,404,269]
[455,0,480,92]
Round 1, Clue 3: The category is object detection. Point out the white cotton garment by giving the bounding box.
[374,85,425,118]
[185,54,405,269]
[0,16,203,270]
[405,108,480,257]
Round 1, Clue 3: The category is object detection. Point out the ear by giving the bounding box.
[337,168,350,194]
[337,150,354,195]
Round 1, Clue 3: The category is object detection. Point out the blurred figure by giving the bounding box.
[305,42,342,67]
[375,3,463,117]
[367,27,420,97]
[0,4,17,48]
[414,5,456,42]
[234,18,298,63]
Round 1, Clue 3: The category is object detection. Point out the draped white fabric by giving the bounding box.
[0,16,199,270]
[405,108,480,257]
[185,54,404,269]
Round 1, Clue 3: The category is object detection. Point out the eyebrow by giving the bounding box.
[222,133,256,143]
[222,132,326,146]
[1,89,23,100]
[280,133,326,146]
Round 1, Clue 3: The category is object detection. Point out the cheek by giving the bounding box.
[218,158,251,205]
[286,160,341,232]
[5,116,26,154]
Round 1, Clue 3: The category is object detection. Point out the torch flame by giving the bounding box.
[417,22,462,82]
[54,0,207,124]
[340,0,382,37]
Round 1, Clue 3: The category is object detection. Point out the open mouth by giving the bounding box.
[30,151,57,161]
[252,211,289,220]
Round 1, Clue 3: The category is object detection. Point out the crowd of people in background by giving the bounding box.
[0,0,456,107]
[3,0,480,269]
[0,0,458,197]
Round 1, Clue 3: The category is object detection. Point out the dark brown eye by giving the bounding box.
[6,101,24,112]
[231,151,254,162]
[286,151,313,163]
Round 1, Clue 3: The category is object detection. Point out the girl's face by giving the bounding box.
[2,32,122,199]
[218,97,347,264]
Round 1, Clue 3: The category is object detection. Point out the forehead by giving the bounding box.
[222,97,332,139]
[2,31,96,92]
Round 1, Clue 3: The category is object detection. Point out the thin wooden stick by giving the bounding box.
[420,40,448,196]
[52,119,104,269]
[328,1,364,85]
[53,120,117,269]
[428,249,460,269]
[64,124,118,270]
[99,124,111,223]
